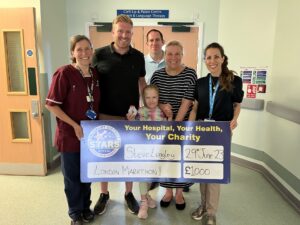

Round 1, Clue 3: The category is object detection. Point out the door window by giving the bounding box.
[10,111,31,142]
[3,30,27,94]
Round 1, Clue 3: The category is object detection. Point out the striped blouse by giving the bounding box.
[150,67,197,120]
[150,66,197,188]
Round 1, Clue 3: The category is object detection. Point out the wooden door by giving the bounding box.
[89,25,144,52]
[0,8,47,175]
[89,25,200,71]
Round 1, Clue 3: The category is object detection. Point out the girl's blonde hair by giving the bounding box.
[142,85,160,106]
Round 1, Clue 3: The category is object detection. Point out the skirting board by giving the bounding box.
[232,155,300,214]
[0,163,46,176]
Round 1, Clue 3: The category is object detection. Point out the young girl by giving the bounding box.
[127,85,171,219]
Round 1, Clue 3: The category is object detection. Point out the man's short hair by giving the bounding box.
[146,29,164,42]
[112,14,133,26]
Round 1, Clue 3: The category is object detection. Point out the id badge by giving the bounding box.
[86,109,97,120]
[86,96,94,102]
[204,118,215,122]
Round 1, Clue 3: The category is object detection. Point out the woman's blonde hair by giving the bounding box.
[165,40,183,55]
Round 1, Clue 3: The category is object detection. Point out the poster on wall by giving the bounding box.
[240,67,268,96]
[240,67,254,83]
[252,69,267,85]
[257,84,266,93]
[246,84,257,98]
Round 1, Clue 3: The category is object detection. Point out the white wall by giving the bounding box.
[219,0,300,192]
[39,0,69,162]
[219,0,278,152]
[40,0,69,77]
[265,0,300,176]
[270,0,300,109]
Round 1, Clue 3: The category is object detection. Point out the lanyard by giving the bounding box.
[76,66,95,108]
[209,75,219,119]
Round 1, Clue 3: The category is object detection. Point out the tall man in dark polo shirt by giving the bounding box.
[92,14,146,216]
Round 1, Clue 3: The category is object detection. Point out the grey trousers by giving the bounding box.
[200,183,220,216]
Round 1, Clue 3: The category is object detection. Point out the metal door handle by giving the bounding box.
[32,112,38,117]
[31,100,39,118]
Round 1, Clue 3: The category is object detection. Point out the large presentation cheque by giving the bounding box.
[80,120,231,183]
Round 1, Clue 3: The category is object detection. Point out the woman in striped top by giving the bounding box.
[150,40,197,210]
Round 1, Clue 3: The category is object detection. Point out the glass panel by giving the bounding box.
[4,31,25,92]
[11,112,29,139]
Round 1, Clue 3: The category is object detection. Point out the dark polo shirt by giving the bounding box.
[194,74,244,121]
[92,43,145,116]
[46,65,100,152]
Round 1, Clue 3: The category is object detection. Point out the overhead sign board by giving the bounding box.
[117,9,169,18]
